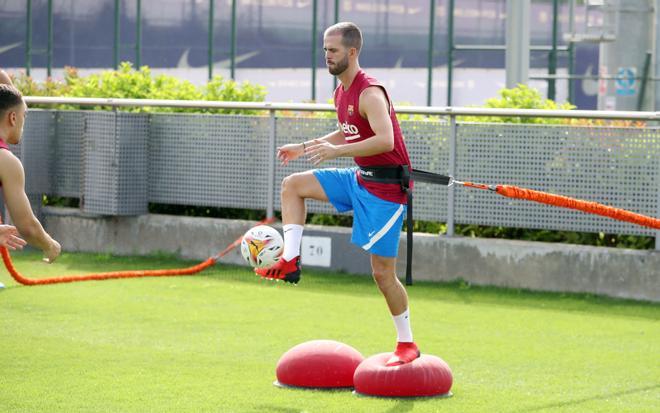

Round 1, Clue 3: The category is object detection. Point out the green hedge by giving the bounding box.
[14,62,266,114]
[459,84,575,123]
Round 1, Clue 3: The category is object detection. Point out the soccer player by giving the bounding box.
[256,23,419,366]
[0,69,61,263]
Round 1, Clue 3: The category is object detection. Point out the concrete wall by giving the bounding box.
[43,207,660,302]
[405,233,659,302]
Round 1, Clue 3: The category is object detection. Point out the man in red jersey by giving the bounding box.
[255,23,420,366]
[0,70,26,252]
[0,69,60,263]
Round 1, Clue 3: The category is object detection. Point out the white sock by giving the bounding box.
[282,224,303,261]
[392,308,413,342]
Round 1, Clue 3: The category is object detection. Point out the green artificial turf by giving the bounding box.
[1,251,658,412]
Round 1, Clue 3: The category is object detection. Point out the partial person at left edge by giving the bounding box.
[0,69,60,263]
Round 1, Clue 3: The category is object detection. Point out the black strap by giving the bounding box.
[400,167,413,286]
[357,165,407,184]
[359,165,452,186]
[358,165,451,286]
[411,169,452,186]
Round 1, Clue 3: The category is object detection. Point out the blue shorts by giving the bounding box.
[313,167,406,258]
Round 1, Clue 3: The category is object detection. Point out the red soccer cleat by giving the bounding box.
[385,342,421,367]
[255,256,301,284]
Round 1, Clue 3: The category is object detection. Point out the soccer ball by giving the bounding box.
[240,225,284,268]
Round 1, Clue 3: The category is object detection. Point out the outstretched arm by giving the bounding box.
[0,152,61,262]
[277,129,345,166]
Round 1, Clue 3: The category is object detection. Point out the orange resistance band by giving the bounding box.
[461,181,660,230]
[0,216,274,286]
[494,185,660,230]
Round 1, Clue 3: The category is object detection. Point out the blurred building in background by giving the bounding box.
[1,0,657,110]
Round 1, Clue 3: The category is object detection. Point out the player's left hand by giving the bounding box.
[0,225,26,250]
[304,139,341,166]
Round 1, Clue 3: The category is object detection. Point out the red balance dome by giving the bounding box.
[275,340,364,389]
[353,353,453,397]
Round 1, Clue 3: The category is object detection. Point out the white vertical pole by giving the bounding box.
[267,110,276,219]
[655,0,660,112]
[446,115,457,237]
[506,0,530,88]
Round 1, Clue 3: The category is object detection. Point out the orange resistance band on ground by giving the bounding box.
[0,217,274,286]
[462,181,660,231]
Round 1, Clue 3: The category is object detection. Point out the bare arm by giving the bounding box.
[0,151,60,262]
[306,129,345,146]
[0,69,14,86]
[305,86,394,165]
[277,129,345,166]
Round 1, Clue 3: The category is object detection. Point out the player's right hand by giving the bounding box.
[277,142,306,166]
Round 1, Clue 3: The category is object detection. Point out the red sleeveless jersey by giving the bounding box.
[333,70,412,204]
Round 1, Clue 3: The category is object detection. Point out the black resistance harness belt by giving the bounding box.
[358,165,452,285]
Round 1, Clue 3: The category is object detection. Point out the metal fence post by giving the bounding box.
[657,168,660,251]
[208,0,214,80]
[136,0,142,67]
[548,0,559,101]
[114,0,120,69]
[446,0,455,105]
[230,0,237,80]
[26,0,32,76]
[47,0,53,77]
[567,0,575,104]
[637,50,652,111]
[426,0,436,106]
[332,0,339,91]
[267,109,276,219]
[446,114,457,236]
[311,0,318,101]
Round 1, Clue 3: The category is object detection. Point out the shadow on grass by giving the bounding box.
[514,383,660,412]
[206,263,660,321]
[384,400,414,413]
[256,406,306,413]
[258,395,428,413]
[6,251,187,273]
[7,251,660,321]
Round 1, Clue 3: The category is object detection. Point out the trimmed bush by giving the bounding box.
[13,63,266,114]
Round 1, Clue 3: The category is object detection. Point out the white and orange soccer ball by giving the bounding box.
[240,225,284,268]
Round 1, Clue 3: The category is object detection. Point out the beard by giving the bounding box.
[328,55,349,76]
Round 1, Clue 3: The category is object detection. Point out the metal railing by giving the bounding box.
[24,96,660,120]
[22,97,660,250]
